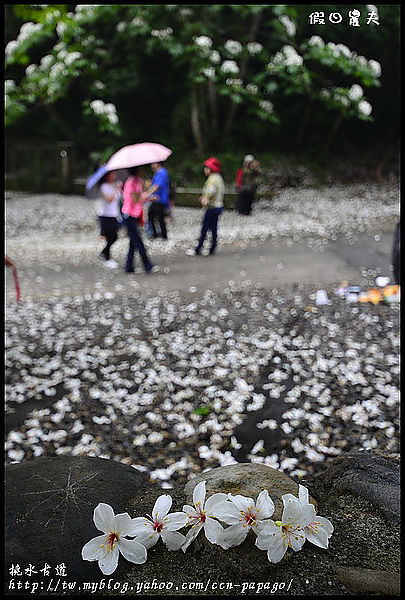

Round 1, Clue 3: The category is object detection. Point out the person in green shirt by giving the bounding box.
[193,157,225,256]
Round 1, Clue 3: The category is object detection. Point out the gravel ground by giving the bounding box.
[5,184,400,488]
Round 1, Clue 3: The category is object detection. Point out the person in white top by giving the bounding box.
[98,171,122,268]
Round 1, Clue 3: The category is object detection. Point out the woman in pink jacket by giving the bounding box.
[122,166,157,274]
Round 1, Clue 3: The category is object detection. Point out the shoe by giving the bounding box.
[209,251,216,256]
[105,259,118,269]
[125,268,134,273]
[186,248,201,256]
[146,265,160,274]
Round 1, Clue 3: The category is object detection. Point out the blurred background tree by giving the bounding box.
[4,4,399,180]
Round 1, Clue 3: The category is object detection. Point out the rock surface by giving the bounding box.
[184,463,317,520]
[311,451,400,523]
[5,453,401,596]
[5,456,153,582]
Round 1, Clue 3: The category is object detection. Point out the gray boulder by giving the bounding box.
[5,456,154,583]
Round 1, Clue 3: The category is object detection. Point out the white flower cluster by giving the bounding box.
[194,35,212,49]
[308,35,324,48]
[278,15,296,37]
[225,39,243,55]
[5,21,43,58]
[246,83,258,95]
[221,60,239,74]
[358,100,372,116]
[270,45,303,68]
[259,100,274,113]
[151,28,173,40]
[226,78,243,87]
[247,42,263,55]
[348,84,363,101]
[82,481,333,575]
[89,100,119,125]
[209,50,221,64]
[201,67,215,80]
[368,59,382,77]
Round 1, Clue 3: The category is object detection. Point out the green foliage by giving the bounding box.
[193,405,212,417]
[4,4,399,164]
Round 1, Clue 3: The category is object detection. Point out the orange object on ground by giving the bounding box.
[5,255,21,302]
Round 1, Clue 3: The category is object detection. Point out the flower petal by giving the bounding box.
[288,526,306,552]
[182,523,203,552]
[205,493,229,512]
[266,535,287,563]
[227,494,254,512]
[114,512,135,536]
[82,534,108,561]
[255,531,278,551]
[152,494,172,520]
[117,538,147,564]
[182,504,198,520]
[134,530,159,549]
[298,484,309,505]
[98,547,119,575]
[219,523,248,549]
[161,530,186,551]
[164,511,188,531]
[204,517,224,545]
[193,481,206,509]
[255,490,275,520]
[213,501,241,525]
[94,503,115,534]
[305,516,334,549]
[130,516,152,535]
[282,494,306,527]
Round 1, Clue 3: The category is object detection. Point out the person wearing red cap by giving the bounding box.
[191,157,225,256]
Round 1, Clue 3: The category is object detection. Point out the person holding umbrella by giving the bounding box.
[121,166,158,274]
[190,157,224,256]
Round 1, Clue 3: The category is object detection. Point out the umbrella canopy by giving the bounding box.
[86,165,107,193]
[85,165,129,199]
[105,142,172,171]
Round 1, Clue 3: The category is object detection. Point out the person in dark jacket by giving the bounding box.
[236,156,261,215]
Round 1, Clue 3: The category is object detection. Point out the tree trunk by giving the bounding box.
[223,8,263,141]
[208,79,218,135]
[323,112,344,152]
[294,100,312,149]
[190,85,204,155]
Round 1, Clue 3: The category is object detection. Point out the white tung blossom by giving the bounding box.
[259,100,274,113]
[151,28,173,40]
[131,494,188,551]
[81,503,147,575]
[358,100,372,116]
[194,35,213,49]
[202,67,215,79]
[247,42,263,54]
[209,50,221,64]
[225,39,243,55]
[246,83,258,95]
[217,490,275,548]
[279,15,296,37]
[348,84,363,101]
[368,59,382,77]
[221,60,239,74]
[308,35,324,48]
[226,78,243,87]
[271,45,303,68]
[181,481,228,551]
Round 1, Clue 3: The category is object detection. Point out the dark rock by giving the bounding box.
[184,463,318,520]
[5,456,153,583]
[311,451,400,523]
[334,567,400,595]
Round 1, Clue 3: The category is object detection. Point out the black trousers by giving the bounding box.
[99,216,119,260]
[148,202,168,239]
[236,190,255,215]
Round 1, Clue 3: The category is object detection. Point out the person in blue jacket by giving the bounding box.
[147,162,170,240]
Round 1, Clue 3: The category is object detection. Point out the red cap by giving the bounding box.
[204,157,222,172]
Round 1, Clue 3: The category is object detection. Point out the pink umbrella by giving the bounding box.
[106,142,172,171]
